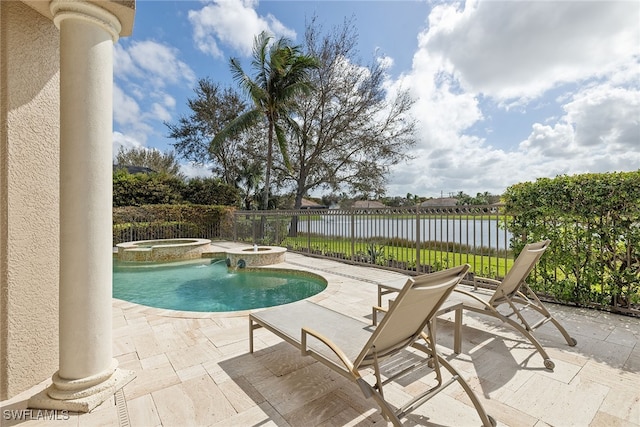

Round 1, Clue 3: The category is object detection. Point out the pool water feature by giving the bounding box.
[113,259,327,312]
[226,245,287,268]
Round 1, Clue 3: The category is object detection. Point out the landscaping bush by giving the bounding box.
[503,171,640,312]
[113,204,235,245]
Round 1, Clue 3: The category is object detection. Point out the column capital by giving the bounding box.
[50,0,122,42]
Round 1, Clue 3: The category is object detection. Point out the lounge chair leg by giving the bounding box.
[495,312,556,370]
[436,354,496,427]
[454,307,463,354]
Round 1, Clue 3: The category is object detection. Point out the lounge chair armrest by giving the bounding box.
[372,305,387,326]
[453,288,496,311]
[373,305,388,314]
[301,327,355,372]
[472,276,502,287]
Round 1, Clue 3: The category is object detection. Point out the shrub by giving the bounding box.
[504,171,640,310]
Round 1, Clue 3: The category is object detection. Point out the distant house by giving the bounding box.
[352,200,386,208]
[419,197,458,207]
[113,164,156,174]
[300,198,327,209]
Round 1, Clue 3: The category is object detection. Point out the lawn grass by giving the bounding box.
[281,235,514,278]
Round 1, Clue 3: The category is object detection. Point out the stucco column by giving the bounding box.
[29,0,134,412]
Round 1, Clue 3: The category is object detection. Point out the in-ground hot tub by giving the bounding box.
[116,238,212,262]
[226,246,287,268]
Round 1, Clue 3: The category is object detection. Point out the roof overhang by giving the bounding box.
[21,0,135,37]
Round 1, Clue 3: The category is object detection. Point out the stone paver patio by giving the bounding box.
[2,242,639,426]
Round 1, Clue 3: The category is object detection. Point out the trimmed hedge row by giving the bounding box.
[113,204,234,245]
[504,170,640,313]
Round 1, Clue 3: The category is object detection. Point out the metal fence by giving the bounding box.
[231,205,512,279]
[113,213,224,245]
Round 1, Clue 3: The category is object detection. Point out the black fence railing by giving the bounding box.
[231,205,512,279]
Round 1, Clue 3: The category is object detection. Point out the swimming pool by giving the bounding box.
[112,259,327,312]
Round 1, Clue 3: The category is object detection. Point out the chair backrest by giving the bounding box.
[489,239,551,305]
[354,264,470,369]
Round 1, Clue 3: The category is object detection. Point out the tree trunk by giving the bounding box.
[288,190,305,237]
[259,121,274,240]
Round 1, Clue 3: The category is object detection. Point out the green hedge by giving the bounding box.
[504,171,640,312]
[113,204,235,245]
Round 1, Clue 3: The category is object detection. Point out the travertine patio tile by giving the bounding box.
[112,335,136,357]
[139,353,171,370]
[152,375,236,426]
[114,351,138,365]
[598,380,640,425]
[406,388,491,427]
[175,363,208,382]
[77,396,117,427]
[205,351,271,385]
[605,326,639,347]
[215,337,251,359]
[218,375,265,412]
[165,340,221,371]
[201,323,247,348]
[475,389,539,427]
[209,402,290,427]
[624,346,640,371]
[577,360,640,394]
[131,333,166,359]
[253,363,343,415]
[151,375,236,425]
[126,394,160,427]
[112,314,127,329]
[122,363,181,401]
[254,344,317,378]
[590,410,638,427]
[502,374,608,426]
[282,391,351,426]
[562,316,615,341]
[316,405,382,427]
[149,323,193,351]
[578,332,635,367]
[112,320,152,339]
[331,385,384,419]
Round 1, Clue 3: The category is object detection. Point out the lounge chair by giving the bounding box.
[249,264,496,426]
[376,240,577,370]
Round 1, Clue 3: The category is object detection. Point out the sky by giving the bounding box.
[113,0,640,198]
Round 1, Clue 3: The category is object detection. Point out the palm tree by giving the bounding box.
[212,31,318,211]
[235,158,263,210]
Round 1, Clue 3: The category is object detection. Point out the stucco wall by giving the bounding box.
[0,1,60,400]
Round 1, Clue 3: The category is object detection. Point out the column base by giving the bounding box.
[27,365,135,413]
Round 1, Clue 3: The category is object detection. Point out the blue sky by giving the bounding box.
[113,0,640,198]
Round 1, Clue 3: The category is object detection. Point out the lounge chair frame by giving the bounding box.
[249,264,496,426]
[376,240,577,370]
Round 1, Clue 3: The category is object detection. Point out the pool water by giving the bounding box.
[113,259,327,312]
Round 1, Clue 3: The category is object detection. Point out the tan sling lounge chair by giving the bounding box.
[249,264,496,426]
[376,240,577,370]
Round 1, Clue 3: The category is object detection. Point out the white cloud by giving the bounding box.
[112,131,144,160]
[423,0,640,101]
[384,0,640,198]
[180,161,213,179]
[118,40,196,88]
[188,0,296,58]
[113,84,141,127]
[113,40,196,155]
[150,103,172,123]
[520,83,640,169]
